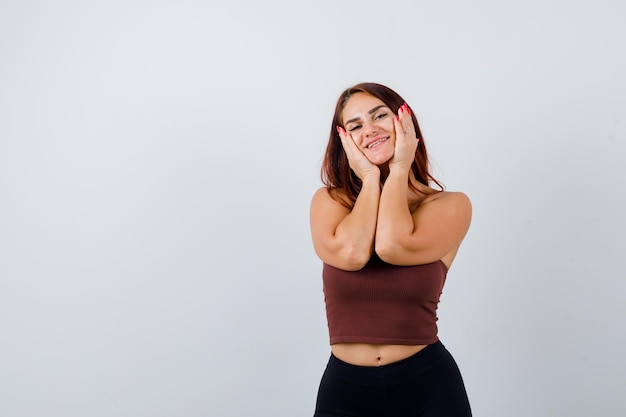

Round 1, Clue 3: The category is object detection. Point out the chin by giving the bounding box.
[367,153,393,166]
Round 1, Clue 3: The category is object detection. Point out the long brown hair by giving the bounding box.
[321,82,443,207]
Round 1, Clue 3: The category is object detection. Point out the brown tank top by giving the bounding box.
[322,254,447,345]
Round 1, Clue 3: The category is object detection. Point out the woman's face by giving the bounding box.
[341,93,396,166]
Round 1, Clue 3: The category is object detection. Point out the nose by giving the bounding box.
[363,121,379,137]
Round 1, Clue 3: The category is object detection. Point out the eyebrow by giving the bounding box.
[344,105,388,125]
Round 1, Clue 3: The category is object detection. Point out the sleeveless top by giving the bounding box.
[322,254,448,345]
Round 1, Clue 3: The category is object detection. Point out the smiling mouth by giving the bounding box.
[366,137,389,149]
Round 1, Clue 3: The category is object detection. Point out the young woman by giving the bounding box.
[310,83,473,416]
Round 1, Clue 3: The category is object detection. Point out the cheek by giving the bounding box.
[354,132,367,147]
[385,117,396,132]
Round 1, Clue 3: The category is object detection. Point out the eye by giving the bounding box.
[374,112,388,120]
[348,125,361,132]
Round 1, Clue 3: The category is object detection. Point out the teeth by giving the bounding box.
[367,138,388,148]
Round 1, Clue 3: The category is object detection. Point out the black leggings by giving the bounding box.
[313,341,472,417]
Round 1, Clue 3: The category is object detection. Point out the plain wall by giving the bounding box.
[1,0,625,416]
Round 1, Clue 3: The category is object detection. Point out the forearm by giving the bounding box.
[376,168,414,254]
[334,176,381,266]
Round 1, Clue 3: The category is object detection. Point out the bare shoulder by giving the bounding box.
[416,190,472,226]
[311,186,331,203]
[311,187,351,210]
[422,190,471,210]
[310,187,352,231]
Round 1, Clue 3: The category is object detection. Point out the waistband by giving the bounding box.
[326,341,450,386]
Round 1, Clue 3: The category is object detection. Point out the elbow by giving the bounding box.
[374,238,402,265]
[314,241,372,271]
[374,247,397,265]
[375,231,418,265]
[342,261,369,271]
[344,253,371,271]
[339,246,372,271]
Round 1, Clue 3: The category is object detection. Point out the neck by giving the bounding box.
[379,163,390,181]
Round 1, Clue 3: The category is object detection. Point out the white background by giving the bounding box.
[1,1,625,416]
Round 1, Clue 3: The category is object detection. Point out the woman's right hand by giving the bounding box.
[337,126,380,180]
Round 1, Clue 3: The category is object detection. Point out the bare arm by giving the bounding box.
[375,104,472,265]
[310,126,381,271]
[376,185,472,266]
[310,178,380,270]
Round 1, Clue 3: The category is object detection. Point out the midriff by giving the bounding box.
[331,342,428,367]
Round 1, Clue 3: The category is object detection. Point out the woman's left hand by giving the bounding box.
[389,103,419,171]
